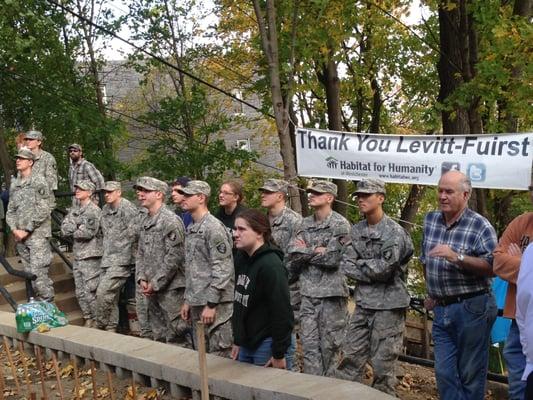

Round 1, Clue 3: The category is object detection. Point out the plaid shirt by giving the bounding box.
[420,208,497,298]
[69,159,104,192]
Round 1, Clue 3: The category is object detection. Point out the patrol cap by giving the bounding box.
[259,179,289,194]
[74,180,96,192]
[68,143,82,151]
[353,178,386,195]
[180,180,211,197]
[15,148,35,160]
[133,176,168,194]
[24,130,43,140]
[306,179,338,197]
[103,181,121,191]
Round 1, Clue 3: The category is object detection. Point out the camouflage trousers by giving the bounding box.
[73,258,101,320]
[300,296,347,377]
[135,288,151,338]
[146,287,190,347]
[190,303,233,358]
[336,307,405,396]
[16,236,54,302]
[95,265,133,330]
[290,281,301,324]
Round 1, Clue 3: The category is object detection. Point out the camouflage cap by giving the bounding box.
[15,148,35,160]
[74,180,96,192]
[133,176,168,194]
[68,143,82,151]
[307,179,338,196]
[103,181,121,191]
[180,180,211,197]
[259,179,289,194]
[24,130,43,140]
[354,178,386,195]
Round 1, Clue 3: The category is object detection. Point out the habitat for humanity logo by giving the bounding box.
[326,156,339,169]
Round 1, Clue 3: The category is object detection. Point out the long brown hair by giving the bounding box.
[236,208,274,246]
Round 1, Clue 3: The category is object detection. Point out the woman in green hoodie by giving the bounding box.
[231,209,294,369]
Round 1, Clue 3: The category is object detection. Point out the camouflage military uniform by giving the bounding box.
[287,210,350,376]
[6,173,54,301]
[185,212,234,357]
[136,204,188,344]
[61,200,103,321]
[32,150,58,210]
[96,197,139,331]
[336,214,413,395]
[270,206,303,320]
[132,206,151,338]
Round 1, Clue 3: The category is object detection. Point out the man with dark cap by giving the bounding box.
[135,177,188,345]
[68,143,104,205]
[60,180,103,327]
[96,181,140,332]
[259,178,302,320]
[287,179,350,376]
[23,130,57,209]
[336,178,413,396]
[179,180,234,357]
[6,148,54,301]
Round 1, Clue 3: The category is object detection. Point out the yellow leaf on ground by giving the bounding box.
[60,363,74,378]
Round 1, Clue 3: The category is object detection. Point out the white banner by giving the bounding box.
[295,128,533,190]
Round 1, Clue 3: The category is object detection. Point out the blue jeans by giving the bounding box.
[432,292,497,400]
[504,320,526,400]
[238,336,295,370]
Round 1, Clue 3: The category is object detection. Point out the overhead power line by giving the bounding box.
[45,0,274,119]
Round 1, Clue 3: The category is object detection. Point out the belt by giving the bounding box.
[435,289,489,307]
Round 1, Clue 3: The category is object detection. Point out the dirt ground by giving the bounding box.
[0,343,508,399]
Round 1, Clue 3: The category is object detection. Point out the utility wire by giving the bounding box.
[1,66,423,228]
[45,0,274,119]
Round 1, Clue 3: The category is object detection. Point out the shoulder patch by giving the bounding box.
[168,231,177,241]
[38,188,46,196]
[216,242,227,254]
[87,219,95,226]
[383,249,392,261]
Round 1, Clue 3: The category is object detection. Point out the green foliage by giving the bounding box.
[0,0,124,187]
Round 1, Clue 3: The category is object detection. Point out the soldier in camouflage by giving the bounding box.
[95,181,139,332]
[259,179,303,320]
[67,143,105,206]
[60,180,103,327]
[336,179,413,396]
[179,180,234,357]
[287,180,350,377]
[22,131,57,210]
[135,177,188,345]
[6,148,54,302]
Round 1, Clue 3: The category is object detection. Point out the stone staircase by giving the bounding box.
[0,254,83,326]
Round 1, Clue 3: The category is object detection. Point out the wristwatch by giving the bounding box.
[457,252,465,263]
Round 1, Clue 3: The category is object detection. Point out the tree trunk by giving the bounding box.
[0,130,14,186]
[399,185,427,233]
[437,0,489,217]
[318,54,348,216]
[252,0,302,213]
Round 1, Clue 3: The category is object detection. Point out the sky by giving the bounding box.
[100,0,431,61]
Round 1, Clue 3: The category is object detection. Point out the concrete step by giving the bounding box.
[0,255,73,286]
[0,273,75,306]
[66,309,84,326]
